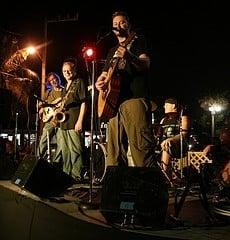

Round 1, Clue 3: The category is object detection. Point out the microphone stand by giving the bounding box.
[179,107,184,179]
[89,60,95,204]
[78,34,112,209]
[79,60,98,210]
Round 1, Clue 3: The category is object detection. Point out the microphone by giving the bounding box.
[96,30,113,45]
[112,27,128,37]
[112,27,119,31]
[34,94,47,104]
[180,105,188,116]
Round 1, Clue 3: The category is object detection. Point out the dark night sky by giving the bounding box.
[1,0,230,119]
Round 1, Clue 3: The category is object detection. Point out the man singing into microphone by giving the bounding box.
[95,11,156,168]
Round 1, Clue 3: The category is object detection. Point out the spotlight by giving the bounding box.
[82,46,96,61]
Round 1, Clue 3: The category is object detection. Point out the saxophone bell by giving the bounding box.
[51,110,66,126]
[54,111,66,123]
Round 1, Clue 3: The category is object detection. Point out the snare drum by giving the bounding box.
[84,131,106,147]
[83,142,107,183]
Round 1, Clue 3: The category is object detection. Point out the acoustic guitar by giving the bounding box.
[97,31,137,120]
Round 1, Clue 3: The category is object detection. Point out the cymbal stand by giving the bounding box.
[13,112,19,163]
[34,99,40,158]
[174,165,215,222]
[179,108,185,179]
[174,107,215,221]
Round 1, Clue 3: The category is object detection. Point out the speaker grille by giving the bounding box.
[100,166,169,226]
[12,155,75,198]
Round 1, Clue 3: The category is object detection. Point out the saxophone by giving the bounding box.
[51,82,74,126]
[52,101,66,125]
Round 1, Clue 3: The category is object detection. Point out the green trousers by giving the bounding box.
[37,122,56,159]
[54,129,83,180]
[106,98,156,167]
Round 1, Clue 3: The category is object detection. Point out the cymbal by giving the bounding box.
[0,71,15,77]
[151,101,157,112]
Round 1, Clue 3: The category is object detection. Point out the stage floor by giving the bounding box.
[0,180,230,240]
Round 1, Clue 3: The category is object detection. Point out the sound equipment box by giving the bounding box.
[11,155,75,198]
[100,166,169,227]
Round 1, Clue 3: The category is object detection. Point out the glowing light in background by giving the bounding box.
[26,46,36,55]
[82,46,96,61]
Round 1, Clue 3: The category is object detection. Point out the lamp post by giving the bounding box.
[208,104,222,143]
[25,46,44,93]
[41,20,47,99]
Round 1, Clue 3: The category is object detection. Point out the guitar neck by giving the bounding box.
[105,58,119,84]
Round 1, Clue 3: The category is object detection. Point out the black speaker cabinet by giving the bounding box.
[11,155,75,198]
[100,166,169,227]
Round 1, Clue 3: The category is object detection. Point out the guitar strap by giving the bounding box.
[117,33,137,70]
[45,90,51,101]
[61,80,75,107]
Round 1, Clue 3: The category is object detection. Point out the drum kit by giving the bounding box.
[151,115,230,222]
[47,97,230,220]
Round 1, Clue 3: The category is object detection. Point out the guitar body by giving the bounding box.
[41,97,62,123]
[98,73,121,120]
[42,107,55,123]
[97,31,137,120]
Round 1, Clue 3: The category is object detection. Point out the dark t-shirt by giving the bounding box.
[103,34,150,105]
[160,112,181,140]
[60,78,87,130]
[159,108,190,141]
[44,88,63,104]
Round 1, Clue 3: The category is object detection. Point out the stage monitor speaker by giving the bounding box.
[0,156,17,180]
[100,166,169,227]
[11,155,75,198]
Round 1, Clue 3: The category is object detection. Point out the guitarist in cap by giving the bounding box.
[37,72,63,160]
[95,11,156,167]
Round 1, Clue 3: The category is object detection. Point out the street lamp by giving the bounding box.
[208,104,222,142]
[25,44,48,97]
[25,45,45,152]
[26,46,36,55]
[26,41,52,99]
